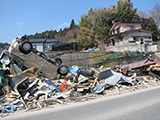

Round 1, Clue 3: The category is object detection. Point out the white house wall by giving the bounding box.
[32,43,44,52]
[148,44,160,52]
[120,23,141,32]
[113,23,142,34]
[43,43,53,52]
[105,44,160,52]
[128,31,152,37]
[115,31,152,46]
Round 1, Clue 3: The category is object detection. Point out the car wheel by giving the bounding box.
[19,41,32,54]
[57,65,68,76]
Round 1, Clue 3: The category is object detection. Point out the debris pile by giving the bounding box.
[0,37,160,117]
[1,61,160,115]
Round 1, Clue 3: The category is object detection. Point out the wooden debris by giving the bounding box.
[90,67,100,74]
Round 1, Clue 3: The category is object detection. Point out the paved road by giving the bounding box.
[2,87,160,120]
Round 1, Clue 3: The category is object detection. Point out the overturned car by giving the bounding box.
[7,36,68,79]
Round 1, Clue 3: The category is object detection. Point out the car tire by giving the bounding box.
[19,41,32,54]
[57,65,68,76]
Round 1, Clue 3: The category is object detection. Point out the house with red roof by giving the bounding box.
[105,22,157,52]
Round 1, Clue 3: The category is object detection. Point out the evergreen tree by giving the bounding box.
[76,27,95,50]
[111,0,137,22]
[76,8,96,50]
[93,8,114,41]
[70,19,76,29]
[141,17,158,41]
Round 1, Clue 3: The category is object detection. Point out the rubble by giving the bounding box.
[118,57,160,76]
[1,61,160,117]
[0,37,160,118]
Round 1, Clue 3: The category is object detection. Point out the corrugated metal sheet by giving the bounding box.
[29,39,45,43]
[29,39,59,43]
[45,39,59,43]
[121,58,160,74]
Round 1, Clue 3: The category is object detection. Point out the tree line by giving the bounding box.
[25,0,160,50]
[75,0,159,50]
[26,19,78,42]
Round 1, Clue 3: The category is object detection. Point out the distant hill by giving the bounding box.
[0,42,10,53]
[26,19,79,42]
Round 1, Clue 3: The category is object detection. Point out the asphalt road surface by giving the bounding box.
[2,87,160,120]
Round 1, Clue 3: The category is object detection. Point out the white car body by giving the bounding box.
[8,37,21,54]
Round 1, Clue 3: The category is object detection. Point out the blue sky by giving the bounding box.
[0,0,159,44]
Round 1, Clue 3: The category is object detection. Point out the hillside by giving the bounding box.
[0,42,10,53]
[27,19,79,42]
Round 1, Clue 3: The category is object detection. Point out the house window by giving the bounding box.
[133,36,139,41]
[112,40,115,46]
[145,41,152,44]
[116,27,120,33]
[127,26,134,30]
[112,30,115,34]
[144,36,152,39]
[128,41,136,43]
[44,45,47,48]
[140,38,144,44]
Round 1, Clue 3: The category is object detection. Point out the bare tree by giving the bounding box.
[138,10,149,18]
[148,3,160,28]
